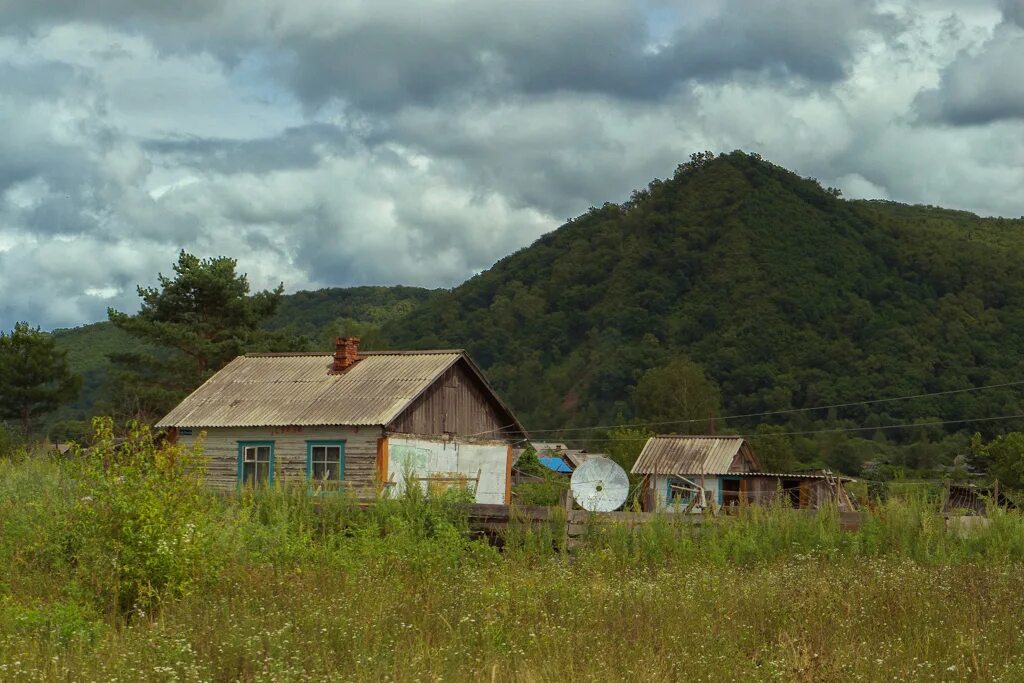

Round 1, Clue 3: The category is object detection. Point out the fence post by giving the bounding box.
[560,488,572,551]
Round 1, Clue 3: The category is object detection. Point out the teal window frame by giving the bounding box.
[666,476,694,507]
[306,440,346,490]
[237,441,275,487]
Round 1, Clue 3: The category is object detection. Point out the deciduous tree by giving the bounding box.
[971,432,1024,491]
[633,357,722,434]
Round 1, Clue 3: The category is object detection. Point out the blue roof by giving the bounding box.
[539,456,572,473]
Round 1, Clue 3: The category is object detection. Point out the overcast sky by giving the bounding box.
[2,0,1023,331]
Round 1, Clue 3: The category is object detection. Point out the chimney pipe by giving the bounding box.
[333,336,361,372]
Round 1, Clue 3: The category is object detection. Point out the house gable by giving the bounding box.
[386,358,521,439]
[728,442,762,473]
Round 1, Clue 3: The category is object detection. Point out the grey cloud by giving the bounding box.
[914,3,1024,125]
[0,62,93,194]
[0,0,216,31]
[265,0,895,110]
[146,123,361,174]
[1,0,893,112]
[662,0,898,84]
[1001,0,1024,27]
[0,236,170,329]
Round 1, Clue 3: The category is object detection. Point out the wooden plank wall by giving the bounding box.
[178,425,383,491]
[742,477,847,509]
[388,362,515,438]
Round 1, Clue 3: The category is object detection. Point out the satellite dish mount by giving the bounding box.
[570,456,629,512]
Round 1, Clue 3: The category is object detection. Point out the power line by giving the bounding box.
[533,412,1024,443]
[504,379,1024,439]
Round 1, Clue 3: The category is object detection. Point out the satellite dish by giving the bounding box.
[570,456,629,512]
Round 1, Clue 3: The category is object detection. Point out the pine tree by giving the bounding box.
[105,251,286,421]
[0,322,81,433]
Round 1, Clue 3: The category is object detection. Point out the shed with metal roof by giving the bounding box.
[632,435,855,513]
[632,435,760,476]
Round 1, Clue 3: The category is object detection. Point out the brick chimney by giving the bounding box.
[333,336,360,372]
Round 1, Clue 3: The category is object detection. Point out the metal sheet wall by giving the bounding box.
[387,435,510,504]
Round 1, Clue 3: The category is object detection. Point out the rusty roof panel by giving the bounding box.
[631,436,747,475]
[156,351,462,428]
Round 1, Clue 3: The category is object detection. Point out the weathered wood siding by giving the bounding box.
[728,444,759,473]
[177,425,383,491]
[746,477,782,503]
[388,362,514,438]
[648,474,849,511]
[745,477,838,508]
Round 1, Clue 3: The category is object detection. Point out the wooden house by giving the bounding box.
[157,337,527,504]
[631,435,855,513]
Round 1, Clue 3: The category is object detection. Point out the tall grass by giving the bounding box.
[577,494,1024,569]
[4,436,1024,681]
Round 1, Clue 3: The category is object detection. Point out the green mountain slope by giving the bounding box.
[43,152,1024,474]
[382,152,1024,468]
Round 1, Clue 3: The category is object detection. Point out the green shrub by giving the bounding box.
[512,478,568,506]
[1,597,104,647]
[65,418,218,615]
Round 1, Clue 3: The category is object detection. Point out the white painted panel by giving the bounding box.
[456,442,508,505]
[387,436,508,504]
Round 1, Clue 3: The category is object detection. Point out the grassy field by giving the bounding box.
[3,426,1024,681]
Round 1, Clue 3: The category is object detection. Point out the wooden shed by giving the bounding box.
[631,435,856,513]
[942,482,1016,516]
[157,337,527,503]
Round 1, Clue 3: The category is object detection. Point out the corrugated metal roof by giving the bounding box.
[562,450,597,469]
[631,436,747,475]
[157,351,463,428]
[747,472,856,482]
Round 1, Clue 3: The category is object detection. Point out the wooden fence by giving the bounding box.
[463,493,866,549]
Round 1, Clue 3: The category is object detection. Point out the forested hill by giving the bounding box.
[45,151,1024,473]
[382,151,1024,468]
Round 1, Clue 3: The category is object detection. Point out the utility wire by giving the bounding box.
[529,412,1024,443]
[494,378,1024,439]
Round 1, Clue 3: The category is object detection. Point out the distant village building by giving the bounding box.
[538,456,573,474]
[531,442,570,454]
[523,441,605,475]
[157,337,527,504]
[942,482,1016,516]
[631,435,855,513]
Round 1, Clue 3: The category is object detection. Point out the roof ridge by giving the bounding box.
[360,349,465,356]
[653,434,744,439]
[245,352,330,357]
[244,349,465,358]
